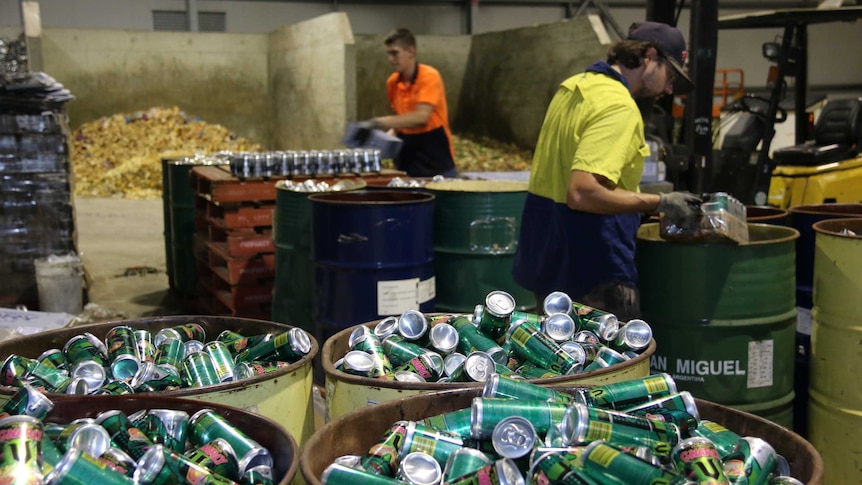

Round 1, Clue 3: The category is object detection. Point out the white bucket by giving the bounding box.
[34,253,83,314]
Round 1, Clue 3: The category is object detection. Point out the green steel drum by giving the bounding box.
[161,157,185,291]
[425,180,532,312]
[167,159,201,298]
[637,223,798,427]
[272,179,366,334]
[808,218,862,485]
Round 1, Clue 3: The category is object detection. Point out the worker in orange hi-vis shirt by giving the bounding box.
[355,28,457,178]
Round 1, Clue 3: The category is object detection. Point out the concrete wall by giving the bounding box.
[456,15,608,149]
[41,28,271,145]
[354,34,471,124]
[268,12,355,150]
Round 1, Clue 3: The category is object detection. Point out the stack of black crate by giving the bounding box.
[0,108,77,308]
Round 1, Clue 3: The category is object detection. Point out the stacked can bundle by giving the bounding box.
[278,178,367,193]
[226,149,382,179]
[0,322,312,395]
[321,373,803,485]
[0,385,275,484]
[334,290,652,383]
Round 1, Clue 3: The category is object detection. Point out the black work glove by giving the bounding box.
[658,191,703,224]
[353,119,380,146]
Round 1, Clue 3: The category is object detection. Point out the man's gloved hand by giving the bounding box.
[658,191,703,223]
[353,119,380,146]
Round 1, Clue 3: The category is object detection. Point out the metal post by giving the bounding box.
[795,24,808,144]
[187,0,199,32]
[686,0,718,194]
[467,0,480,35]
[20,1,42,72]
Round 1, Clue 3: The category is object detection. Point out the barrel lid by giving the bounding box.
[492,416,536,459]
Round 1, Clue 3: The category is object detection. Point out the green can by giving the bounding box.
[205,341,237,383]
[452,317,507,364]
[621,392,700,420]
[692,420,742,460]
[352,332,394,377]
[722,437,778,485]
[27,362,74,393]
[423,409,473,437]
[568,302,620,342]
[513,363,558,379]
[92,379,135,396]
[106,326,141,380]
[382,335,428,368]
[63,332,109,367]
[98,448,137,478]
[446,458,523,485]
[482,373,574,404]
[471,398,567,439]
[507,324,579,375]
[96,410,155,460]
[136,372,185,393]
[134,330,157,363]
[164,445,239,485]
[671,437,729,484]
[241,465,275,485]
[395,354,440,382]
[508,310,543,331]
[40,432,64,476]
[185,438,240,481]
[189,409,272,473]
[0,355,36,386]
[0,415,43,484]
[564,404,677,458]
[530,451,601,485]
[323,463,411,485]
[638,408,699,437]
[443,447,493,481]
[234,361,291,380]
[155,322,207,347]
[401,421,465,467]
[219,333,274,356]
[47,446,135,485]
[361,420,409,476]
[234,328,311,364]
[148,409,190,454]
[476,291,516,342]
[577,441,688,485]
[154,338,185,376]
[576,373,677,410]
[183,351,220,387]
[37,348,68,370]
[582,347,627,372]
[0,384,54,420]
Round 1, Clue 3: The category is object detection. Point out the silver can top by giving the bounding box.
[495,458,526,485]
[492,416,536,459]
[619,319,653,351]
[464,352,496,382]
[423,352,444,376]
[542,291,573,316]
[348,326,371,349]
[333,455,363,469]
[183,340,205,358]
[559,342,587,366]
[374,316,400,339]
[65,378,89,395]
[542,313,576,342]
[289,328,313,355]
[398,311,428,340]
[485,291,516,318]
[429,323,459,354]
[343,350,375,373]
[395,370,427,383]
[443,353,467,377]
[398,452,442,485]
[573,330,600,345]
[71,360,106,391]
[69,423,112,458]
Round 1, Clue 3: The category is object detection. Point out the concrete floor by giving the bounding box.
[75,197,184,319]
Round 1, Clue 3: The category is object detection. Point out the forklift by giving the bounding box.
[646,4,862,206]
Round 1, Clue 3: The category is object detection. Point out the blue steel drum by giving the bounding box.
[310,190,435,345]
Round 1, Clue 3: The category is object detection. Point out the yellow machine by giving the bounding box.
[769,156,862,209]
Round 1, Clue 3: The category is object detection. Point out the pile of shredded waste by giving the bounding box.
[71,106,261,199]
[452,133,533,173]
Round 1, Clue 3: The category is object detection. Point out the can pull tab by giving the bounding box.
[469,217,517,254]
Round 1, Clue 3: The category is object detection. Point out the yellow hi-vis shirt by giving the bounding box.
[528,71,650,203]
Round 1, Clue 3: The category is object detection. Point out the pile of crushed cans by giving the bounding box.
[334,290,653,382]
[0,322,312,395]
[322,373,803,485]
[0,385,275,484]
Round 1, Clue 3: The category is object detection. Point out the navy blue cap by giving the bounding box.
[627,21,693,94]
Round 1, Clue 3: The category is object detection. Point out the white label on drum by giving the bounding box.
[417,276,436,304]
[378,278,420,315]
[747,339,774,389]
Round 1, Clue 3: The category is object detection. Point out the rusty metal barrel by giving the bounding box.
[0,315,318,446]
[322,319,655,422]
[746,205,789,225]
[300,386,823,485]
[808,218,862,484]
[49,394,298,484]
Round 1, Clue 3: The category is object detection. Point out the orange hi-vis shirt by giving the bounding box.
[386,63,455,161]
